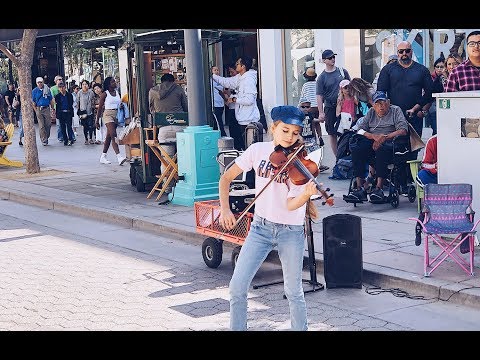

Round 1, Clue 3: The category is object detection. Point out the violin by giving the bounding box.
[269,141,334,206]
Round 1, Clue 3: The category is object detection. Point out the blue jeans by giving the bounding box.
[229,215,307,331]
[57,117,76,141]
[18,111,24,139]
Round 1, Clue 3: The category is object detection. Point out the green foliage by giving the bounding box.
[63,29,117,73]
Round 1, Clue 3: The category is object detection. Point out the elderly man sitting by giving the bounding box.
[346,91,408,202]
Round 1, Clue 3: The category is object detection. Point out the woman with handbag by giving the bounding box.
[76,80,96,145]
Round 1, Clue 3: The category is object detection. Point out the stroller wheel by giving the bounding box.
[407,185,416,203]
[391,190,400,208]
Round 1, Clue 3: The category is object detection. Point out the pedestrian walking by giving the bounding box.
[31,76,53,146]
[95,77,127,165]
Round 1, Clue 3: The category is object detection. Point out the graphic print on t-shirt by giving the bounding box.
[257,159,289,184]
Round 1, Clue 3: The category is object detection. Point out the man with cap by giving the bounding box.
[346,91,408,202]
[31,76,54,145]
[316,49,351,158]
[219,105,321,331]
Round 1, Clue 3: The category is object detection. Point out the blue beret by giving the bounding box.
[271,105,305,127]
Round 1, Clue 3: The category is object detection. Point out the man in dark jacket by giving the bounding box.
[377,41,433,139]
[148,73,188,113]
[54,82,75,146]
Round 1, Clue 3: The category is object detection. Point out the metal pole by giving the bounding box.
[184,29,207,126]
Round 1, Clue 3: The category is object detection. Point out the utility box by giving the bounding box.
[435,91,480,210]
[171,125,221,206]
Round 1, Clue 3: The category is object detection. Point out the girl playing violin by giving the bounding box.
[219,105,323,331]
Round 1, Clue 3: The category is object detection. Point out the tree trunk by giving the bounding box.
[18,30,40,173]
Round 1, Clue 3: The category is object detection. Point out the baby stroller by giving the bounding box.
[216,131,258,214]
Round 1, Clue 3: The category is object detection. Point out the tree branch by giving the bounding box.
[0,42,18,65]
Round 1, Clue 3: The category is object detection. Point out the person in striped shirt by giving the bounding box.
[445,31,480,92]
[300,69,326,153]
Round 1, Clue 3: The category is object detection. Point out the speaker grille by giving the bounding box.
[323,214,362,288]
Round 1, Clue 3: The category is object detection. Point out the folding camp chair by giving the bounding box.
[410,183,480,277]
[145,126,178,201]
[407,159,424,213]
[0,123,23,168]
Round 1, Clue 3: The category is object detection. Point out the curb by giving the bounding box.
[2,188,480,310]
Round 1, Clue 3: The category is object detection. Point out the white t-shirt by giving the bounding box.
[235,141,307,225]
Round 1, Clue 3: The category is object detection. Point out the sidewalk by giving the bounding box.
[1,125,480,310]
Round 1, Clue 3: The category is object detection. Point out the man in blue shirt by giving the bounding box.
[31,76,54,145]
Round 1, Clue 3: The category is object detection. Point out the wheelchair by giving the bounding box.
[343,134,416,208]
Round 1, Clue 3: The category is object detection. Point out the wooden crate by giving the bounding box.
[119,127,140,145]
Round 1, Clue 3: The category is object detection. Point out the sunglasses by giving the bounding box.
[300,105,311,108]
[326,56,335,60]
[397,49,412,54]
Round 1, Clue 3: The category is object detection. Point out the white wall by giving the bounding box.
[436,92,480,210]
[314,29,345,73]
[258,29,286,128]
[117,29,128,99]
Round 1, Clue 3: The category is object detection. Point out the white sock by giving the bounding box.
[102,153,107,157]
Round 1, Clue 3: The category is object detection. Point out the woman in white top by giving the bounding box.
[71,85,80,137]
[95,77,126,165]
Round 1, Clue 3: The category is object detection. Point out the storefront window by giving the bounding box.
[425,29,469,72]
[361,29,477,83]
[284,29,314,106]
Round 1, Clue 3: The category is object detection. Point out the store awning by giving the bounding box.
[76,33,124,49]
[0,29,88,43]
[75,29,257,49]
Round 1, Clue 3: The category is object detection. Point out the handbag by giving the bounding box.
[77,109,88,120]
[337,112,353,135]
[12,96,20,109]
[408,123,425,152]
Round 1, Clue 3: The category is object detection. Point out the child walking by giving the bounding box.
[219,105,321,331]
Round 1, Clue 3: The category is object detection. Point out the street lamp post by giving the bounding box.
[170,29,221,206]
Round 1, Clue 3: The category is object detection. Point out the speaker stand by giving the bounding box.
[252,201,324,297]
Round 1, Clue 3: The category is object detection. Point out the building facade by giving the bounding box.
[258,29,479,126]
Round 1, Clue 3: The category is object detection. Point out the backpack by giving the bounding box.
[336,130,354,160]
[329,155,353,180]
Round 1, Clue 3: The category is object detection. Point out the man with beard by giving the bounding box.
[377,41,433,139]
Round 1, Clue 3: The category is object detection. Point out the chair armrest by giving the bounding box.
[392,134,409,144]
[0,141,12,146]
[406,159,422,164]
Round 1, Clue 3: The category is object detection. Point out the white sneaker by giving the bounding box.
[117,155,127,166]
[100,154,111,164]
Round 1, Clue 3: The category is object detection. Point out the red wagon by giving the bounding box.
[194,200,253,269]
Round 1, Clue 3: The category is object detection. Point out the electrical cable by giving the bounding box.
[365,284,480,304]
[364,284,436,301]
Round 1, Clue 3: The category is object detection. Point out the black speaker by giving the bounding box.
[323,214,362,289]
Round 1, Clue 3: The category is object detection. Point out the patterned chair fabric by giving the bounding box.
[423,183,475,234]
